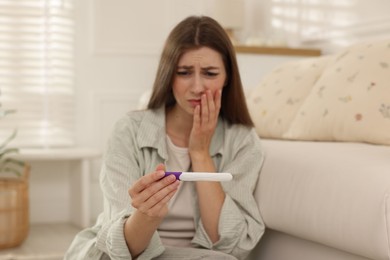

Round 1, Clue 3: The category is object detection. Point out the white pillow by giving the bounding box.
[247,55,331,138]
[284,39,390,145]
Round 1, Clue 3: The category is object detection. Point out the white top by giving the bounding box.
[157,135,196,247]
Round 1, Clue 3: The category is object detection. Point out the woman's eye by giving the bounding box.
[176,71,190,76]
[205,72,218,77]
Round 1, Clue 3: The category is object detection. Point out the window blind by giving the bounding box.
[0,0,75,148]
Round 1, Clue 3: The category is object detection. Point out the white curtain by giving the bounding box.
[0,0,75,148]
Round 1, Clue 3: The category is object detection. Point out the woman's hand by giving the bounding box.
[125,165,179,257]
[189,89,222,160]
[128,164,179,219]
[188,89,225,243]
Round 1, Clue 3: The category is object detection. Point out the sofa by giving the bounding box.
[245,39,390,260]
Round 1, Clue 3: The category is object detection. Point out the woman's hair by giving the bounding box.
[147,15,253,126]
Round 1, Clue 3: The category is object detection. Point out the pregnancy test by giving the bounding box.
[164,171,233,182]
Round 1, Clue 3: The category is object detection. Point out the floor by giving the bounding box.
[0,223,81,260]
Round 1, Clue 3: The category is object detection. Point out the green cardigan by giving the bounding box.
[65,108,265,260]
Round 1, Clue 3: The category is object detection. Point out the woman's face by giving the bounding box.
[172,46,227,116]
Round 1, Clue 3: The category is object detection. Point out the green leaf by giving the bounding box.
[0,107,24,177]
[0,166,22,177]
[0,158,25,173]
[0,147,19,160]
[0,129,17,151]
[0,157,24,166]
[0,109,17,119]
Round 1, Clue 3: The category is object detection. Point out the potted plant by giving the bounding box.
[0,105,30,249]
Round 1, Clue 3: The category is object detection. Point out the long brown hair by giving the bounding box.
[147,16,253,126]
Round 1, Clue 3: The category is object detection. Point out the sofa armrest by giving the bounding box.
[255,139,390,260]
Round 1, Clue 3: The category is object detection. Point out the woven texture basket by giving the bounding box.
[0,165,30,249]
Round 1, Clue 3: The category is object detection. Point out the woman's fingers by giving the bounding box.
[129,163,167,196]
[127,163,180,219]
[207,90,215,121]
[130,173,178,209]
[209,89,221,122]
[145,188,178,217]
[214,89,222,116]
[199,90,220,128]
[189,89,221,154]
[201,93,209,124]
[129,169,165,195]
[193,105,201,130]
[137,179,179,213]
[155,163,165,172]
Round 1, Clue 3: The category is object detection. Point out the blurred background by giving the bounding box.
[0,0,389,259]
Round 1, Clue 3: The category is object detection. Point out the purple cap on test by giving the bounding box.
[164,171,182,180]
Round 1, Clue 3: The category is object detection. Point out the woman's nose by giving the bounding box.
[191,74,205,94]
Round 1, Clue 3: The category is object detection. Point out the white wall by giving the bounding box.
[28,0,390,225]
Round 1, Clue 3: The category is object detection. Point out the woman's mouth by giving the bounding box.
[188,99,201,107]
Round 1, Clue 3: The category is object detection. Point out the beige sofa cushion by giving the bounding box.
[246,55,331,138]
[284,40,390,145]
[256,139,390,260]
[249,229,372,260]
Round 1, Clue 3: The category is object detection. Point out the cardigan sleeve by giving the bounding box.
[192,127,265,260]
[95,115,165,260]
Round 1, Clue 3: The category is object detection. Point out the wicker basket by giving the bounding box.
[0,165,30,249]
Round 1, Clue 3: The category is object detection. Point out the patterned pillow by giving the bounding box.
[284,39,390,145]
[247,55,331,138]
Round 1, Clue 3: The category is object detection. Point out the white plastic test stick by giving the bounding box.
[164,171,233,182]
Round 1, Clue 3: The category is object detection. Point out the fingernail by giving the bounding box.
[169,175,177,181]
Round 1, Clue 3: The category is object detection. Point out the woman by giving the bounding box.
[65,16,264,260]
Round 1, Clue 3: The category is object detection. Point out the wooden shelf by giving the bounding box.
[15,147,101,161]
[0,223,81,260]
[234,45,322,57]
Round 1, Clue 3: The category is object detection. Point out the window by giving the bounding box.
[0,0,75,147]
[270,0,390,53]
